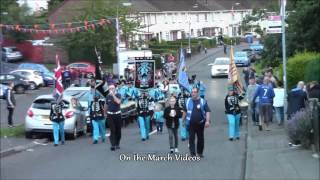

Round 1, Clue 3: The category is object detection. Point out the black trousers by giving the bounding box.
[108,114,122,147]
[189,121,205,155]
[8,107,14,125]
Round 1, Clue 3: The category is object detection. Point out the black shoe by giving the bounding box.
[229,138,233,141]
[181,138,186,141]
[259,125,262,131]
[110,147,115,151]
[142,138,146,141]
[116,146,120,149]
[102,139,105,143]
[198,154,204,158]
[170,148,174,154]
[54,144,58,147]
[61,141,65,145]
[236,137,240,140]
[93,140,98,144]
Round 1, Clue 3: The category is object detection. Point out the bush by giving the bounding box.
[286,109,313,148]
[287,52,320,89]
[223,36,241,45]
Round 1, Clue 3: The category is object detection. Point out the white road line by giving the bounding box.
[33,141,48,146]
[149,129,157,135]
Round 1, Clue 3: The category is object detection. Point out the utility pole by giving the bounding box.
[281,0,288,121]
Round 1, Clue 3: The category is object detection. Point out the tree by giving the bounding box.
[61,0,140,65]
[47,0,64,11]
[286,0,320,56]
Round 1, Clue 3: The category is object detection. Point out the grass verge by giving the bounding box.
[0,125,25,138]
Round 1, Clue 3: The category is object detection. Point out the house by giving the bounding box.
[47,0,270,44]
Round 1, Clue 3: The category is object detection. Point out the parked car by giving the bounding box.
[234,51,250,67]
[25,94,87,139]
[208,57,230,78]
[63,86,105,133]
[66,62,95,78]
[249,43,264,55]
[10,69,44,90]
[0,73,30,94]
[0,84,9,99]
[1,46,23,62]
[18,63,55,86]
[242,48,256,62]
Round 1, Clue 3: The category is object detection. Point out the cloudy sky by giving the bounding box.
[18,0,49,12]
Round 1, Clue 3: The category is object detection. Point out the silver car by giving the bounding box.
[25,94,87,139]
[1,47,23,62]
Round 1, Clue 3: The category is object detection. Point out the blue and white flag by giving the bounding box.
[178,49,190,92]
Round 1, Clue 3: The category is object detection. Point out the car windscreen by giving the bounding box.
[214,60,229,65]
[235,52,247,57]
[7,48,18,52]
[32,99,69,109]
[34,71,42,76]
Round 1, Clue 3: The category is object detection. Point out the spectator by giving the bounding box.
[243,67,250,87]
[6,82,16,127]
[252,77,275,131]
[264,69,278,88]
[307,81,320,100]
[246,77,259,126]
[287,81,308,120]
[273,82,285,126]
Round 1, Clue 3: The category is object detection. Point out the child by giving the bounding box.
[153,103,164,134]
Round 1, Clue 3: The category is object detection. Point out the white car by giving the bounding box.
[10,69,44,90]
[208,57,230,78]
[2,47,23,62]
[25,94,87,139]
[0,84,9,99]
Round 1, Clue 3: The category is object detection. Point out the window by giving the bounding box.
[6,75,16,80]
[32,99,69,110]
[78,64,88,68]
[196,14,199,22]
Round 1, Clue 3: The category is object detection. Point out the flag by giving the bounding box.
[94,47,108,96]
[53,54,64,100]
[178,48,190,92]
[228,46,243,94]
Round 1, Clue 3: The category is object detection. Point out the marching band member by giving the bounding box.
[137,91,154,141]
[49,96,65,146]
[89,95,106,144]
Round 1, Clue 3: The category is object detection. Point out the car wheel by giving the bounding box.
[25,132,32,139]
[15,85,25,94]
[70,125,78,140]
[29,82,37,90]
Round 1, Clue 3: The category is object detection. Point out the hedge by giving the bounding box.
[287,52,320,89]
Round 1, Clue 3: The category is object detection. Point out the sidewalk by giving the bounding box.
[0,136,48,158]
[245,121,320,180]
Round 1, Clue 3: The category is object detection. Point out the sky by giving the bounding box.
[18,0,49,12]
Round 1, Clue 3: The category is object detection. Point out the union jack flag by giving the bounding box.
[228,46,243,94]
[53,54,64,100]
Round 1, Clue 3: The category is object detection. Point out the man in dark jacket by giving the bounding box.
[307,81,320,100]
[287,81,308,120]
[6,82,16,127]
[164,96,182,153]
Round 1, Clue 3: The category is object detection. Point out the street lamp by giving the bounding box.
[116,1,132,77]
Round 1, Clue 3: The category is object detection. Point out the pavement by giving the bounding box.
[245,120,320,180]
[0,43,319,180]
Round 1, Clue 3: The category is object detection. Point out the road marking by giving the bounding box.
[33,141,48,146]
[149,129,157,135]
[26,149,34,152]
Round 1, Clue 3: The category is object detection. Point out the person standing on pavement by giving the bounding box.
[287,81,308,120]
[246,77,259,126]
[6,82,16,127]
[185,87,211,158]
[306,81,320,101]
[164,96,183,153]
[90,95,106,144]
[49,96,65,146]
[273,83,285,126]
[252,77,275,131]
[224,85,242,141]
[104,84,122,151]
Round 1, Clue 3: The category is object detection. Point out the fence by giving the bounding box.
[309,98,319,154]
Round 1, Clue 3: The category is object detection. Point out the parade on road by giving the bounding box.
[1,0,319,180]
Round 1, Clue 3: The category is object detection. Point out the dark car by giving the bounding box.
[18,63,55,86]
[0,73,30,94]
[242,48,256,62]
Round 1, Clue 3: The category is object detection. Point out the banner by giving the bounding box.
[178,48,190,92]
[135,60,155,89]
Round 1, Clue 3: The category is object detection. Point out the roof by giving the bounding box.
[11,69,39,73]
